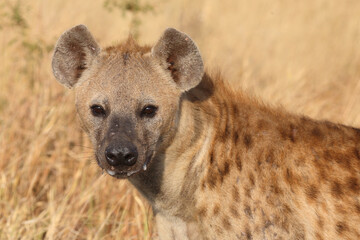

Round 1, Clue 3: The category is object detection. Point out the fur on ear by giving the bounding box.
[52,25,100,88]
[151,28,204,92]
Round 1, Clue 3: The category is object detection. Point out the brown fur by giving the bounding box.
[52,25,360,240]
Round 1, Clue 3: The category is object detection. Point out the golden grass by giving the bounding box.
[1,0,360,239]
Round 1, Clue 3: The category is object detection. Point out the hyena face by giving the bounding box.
[74,52,181,177]
[52,25,204,178]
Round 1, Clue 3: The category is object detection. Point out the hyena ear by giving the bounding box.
[151,28,204,92]
[52,25,100,88]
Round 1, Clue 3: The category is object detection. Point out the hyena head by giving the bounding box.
[52,25,204,178]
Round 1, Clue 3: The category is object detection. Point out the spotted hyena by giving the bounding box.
[52,25,360,239]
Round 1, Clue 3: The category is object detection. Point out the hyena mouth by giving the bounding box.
[105,151,154,179]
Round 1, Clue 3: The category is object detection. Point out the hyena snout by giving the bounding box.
[105,142,138,167]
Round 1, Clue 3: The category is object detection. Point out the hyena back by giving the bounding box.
[52,25,360,239]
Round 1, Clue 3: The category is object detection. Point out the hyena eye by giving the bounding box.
[90,105,106,117]
[141,105,158,118]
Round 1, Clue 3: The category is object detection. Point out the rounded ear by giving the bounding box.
[52,25,100,88]
[151,28,204,92]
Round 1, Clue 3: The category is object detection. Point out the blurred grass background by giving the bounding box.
[1,0,360,239]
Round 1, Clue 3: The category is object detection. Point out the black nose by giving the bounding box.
[105,145,138,167]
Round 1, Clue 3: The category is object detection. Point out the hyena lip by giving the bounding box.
[106,169,140,179]
[105,151,154,179]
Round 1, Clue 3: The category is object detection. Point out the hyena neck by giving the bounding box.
[128,74,217,215]
[130,73,255,218]
[130,75,272,218]
[129,96,216,216]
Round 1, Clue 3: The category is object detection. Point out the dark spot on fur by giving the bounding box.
[336,221,348,234]
[224,123,230,140]
[243,134,252,149]
[234,132,239,144]
[207,175,217,189]
[219,176,224,185]
[279,127,287,140]
[222,217,232,230]
[236,152,242,172]
[279,124,297,142]
[232,186,240,202]
[289,124,296,142]
[270,179,283,195]
[198,206,207,218]
[331,181,343,198]
[256,158,262,173]
[213,204,220,216]
[264,220,272,229]
[223,161,230,176]
[355,202,360,213]
[246,228,252,240]
[230,205,240,218]
[249,173,255,186]
[244,186,252,198]
[209,151,214,165]
[257,119,268,131]
[244,206,253,219]
[311,127,324,140]
[218,162,230,185]
[232,103,239,116]
[274,185,283,195]
[353,147,360,160]
[306,185,319,200]
[300,116,310,122]
[347,177,359,193]
[206,167,219,189]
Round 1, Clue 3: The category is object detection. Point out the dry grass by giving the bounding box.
[1,0,360,239]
